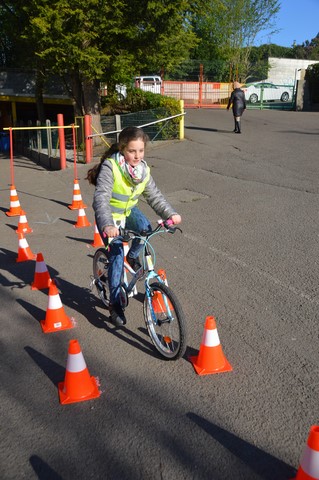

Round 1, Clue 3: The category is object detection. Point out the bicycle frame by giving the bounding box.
[121,234,163,299]
[116,221,178,309]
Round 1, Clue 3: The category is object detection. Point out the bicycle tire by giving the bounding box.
[143,282,187,360]
[92,248,110,308]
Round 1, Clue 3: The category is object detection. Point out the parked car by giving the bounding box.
[114,75,162,100]
[242,82,293,104]
[133,75,162,94]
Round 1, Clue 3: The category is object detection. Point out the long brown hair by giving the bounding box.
[86,126,149,186]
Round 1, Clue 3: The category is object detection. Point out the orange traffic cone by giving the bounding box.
[189,316,232,375]
[68,179,87,210]
[31,253,52,290]
[58,339,101,404]
[40,281,74,333]
[74,208,91,228]
[158,269,168,286]
[91,222,104,247]
[16,210,33,234]
[6,185,22,217]
[294,426,319,479]
[16,233,36,262]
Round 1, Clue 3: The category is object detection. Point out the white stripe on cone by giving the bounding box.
[11,200,20,208]
[73,194,82,201]
[66,352,87,373]
[48,293,63,310]
[35,261,48,274]
[19,238,29,248]
[202,328,220,347]
[299,445,319,478]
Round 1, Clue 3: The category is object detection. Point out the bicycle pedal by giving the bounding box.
[94,279,104,293]
[97,281,104,291]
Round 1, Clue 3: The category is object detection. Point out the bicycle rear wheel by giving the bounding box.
[93,248,110,308]
[143,282,186,360]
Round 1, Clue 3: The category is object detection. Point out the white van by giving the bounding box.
[134,76,162,94]
[114,75,162,99]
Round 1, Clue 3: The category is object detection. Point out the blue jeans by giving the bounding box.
[106,207,151,306]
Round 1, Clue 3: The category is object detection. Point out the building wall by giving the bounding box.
[267,57,319,84]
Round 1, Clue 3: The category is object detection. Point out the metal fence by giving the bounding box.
[12,120,84,168]
[100,108,180,143]
[162,80,295,110]
[163,81,231,108]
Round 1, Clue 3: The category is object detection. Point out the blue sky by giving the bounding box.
[254,0,319,47]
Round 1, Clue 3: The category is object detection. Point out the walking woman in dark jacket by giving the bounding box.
[227,81,246,134]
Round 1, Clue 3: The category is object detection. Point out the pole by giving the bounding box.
[72,124,78,179]
[179,100,184,140]
[57,114,66,170]
[84,115,92,164]
[9,128,14,185]
[199,64,203,107]
[46,119,52,160]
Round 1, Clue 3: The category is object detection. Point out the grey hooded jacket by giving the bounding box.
[93,158,177,232]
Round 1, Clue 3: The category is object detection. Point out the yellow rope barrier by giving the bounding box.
[90,125,111,147]
[3,125,79,131]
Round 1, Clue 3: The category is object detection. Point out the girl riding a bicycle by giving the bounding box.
[86,126,182,327]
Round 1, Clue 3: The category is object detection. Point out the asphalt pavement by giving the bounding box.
[1,108,319,479]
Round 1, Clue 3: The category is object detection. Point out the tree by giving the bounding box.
[190,0,280,81]
[292,34,319,60]
[0,0,202,134]
[0,1,52,122]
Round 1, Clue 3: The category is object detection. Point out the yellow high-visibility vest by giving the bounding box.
[108,157,150,220]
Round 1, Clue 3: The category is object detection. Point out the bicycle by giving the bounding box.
[91,220,187,360]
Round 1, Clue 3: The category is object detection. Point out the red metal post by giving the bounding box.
[72,124,78,179]
[57,114,66,170]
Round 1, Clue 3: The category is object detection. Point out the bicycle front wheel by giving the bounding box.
[93,248,110,308]
[143,282,186,360]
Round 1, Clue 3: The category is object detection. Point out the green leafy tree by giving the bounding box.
[0,1,51,122]
[292,34,319,60]
[0,1,29,67]
[190,0,280,81]
[0,0,201,134]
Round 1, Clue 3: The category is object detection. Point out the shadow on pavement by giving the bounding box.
[187,413,296,480]
[185,126,231,134]
[25,346,65,387]
[29,455,64,480]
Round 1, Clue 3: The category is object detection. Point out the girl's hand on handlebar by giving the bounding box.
[169,214,182,225]
[103,225,119,238]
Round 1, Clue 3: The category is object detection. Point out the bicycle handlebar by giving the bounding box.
[102,219,182,242]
